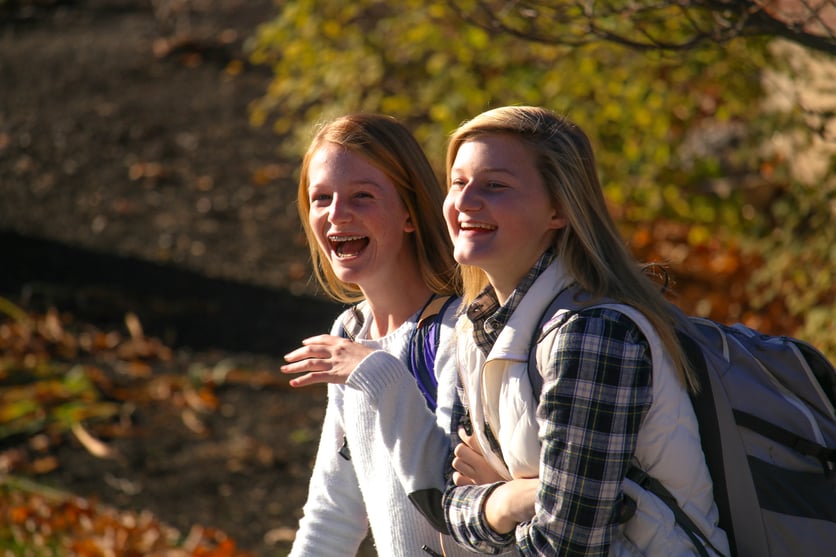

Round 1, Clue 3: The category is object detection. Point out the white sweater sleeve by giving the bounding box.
[288,384,370,556]
[344,301,460,499]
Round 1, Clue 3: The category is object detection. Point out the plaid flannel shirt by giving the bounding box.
[445,252,653,556]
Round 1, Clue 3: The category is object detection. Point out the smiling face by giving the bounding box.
[306,142,416,293]
[444,134,567,301]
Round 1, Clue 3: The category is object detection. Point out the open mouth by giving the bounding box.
[328,234,369,258]
[460,221,496,232]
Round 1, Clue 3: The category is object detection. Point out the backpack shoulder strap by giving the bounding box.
[409,294,457,411]
[526,284,598,399]
[417,294,456,328]
[337,304,364,340]
[335,304,364,462]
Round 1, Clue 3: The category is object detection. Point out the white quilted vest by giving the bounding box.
[456,261,729,556]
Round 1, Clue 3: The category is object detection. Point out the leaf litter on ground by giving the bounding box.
[0,297,272,556]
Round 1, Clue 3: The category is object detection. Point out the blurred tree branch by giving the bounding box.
[448,0,836,54]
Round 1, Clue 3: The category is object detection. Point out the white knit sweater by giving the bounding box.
[288,301,477,557]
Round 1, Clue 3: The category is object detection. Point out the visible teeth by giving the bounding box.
[329,234,368,258]
[460,222,494,230]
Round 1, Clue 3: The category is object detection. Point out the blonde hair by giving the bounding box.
[298,113,461,304]
[446,106,698,392]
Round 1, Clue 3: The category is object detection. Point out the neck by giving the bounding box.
[361,281,434,340]
[485,274,518,306]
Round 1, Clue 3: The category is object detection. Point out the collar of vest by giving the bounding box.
[485,259,574,362]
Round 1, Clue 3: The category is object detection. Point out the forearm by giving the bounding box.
[346,350,458,535]
[347,351,451,492]
[484,478,538,534]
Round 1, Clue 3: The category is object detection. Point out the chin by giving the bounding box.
[454,247,489,268]
[330,260,360,279]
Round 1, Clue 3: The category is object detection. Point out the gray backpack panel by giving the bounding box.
[684,318,836,557]
[528,286,836,557]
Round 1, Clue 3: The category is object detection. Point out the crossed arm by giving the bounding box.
[452,427,539,534]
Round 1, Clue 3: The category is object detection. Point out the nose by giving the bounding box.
[327,195,352,224]
[453,183,481,212]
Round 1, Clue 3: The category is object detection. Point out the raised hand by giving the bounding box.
[281,334,375,387]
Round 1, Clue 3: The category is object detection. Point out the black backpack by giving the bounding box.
[527,287,836,557]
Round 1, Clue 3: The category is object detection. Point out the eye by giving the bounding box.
[449,178,466,189]
[485,181,507,190]
[354,190,374,199]
[310,192,332,204]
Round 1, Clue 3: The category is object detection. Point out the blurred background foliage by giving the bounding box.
[0,2,832,554]
[246,0,835,360]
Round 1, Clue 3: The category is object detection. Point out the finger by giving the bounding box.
[451,451,478,478]
[280,362,321,375]
[452,471,475,487]
[284,333,345,361]
[283,343,331,364]
[458,427,481,454]
[459,428,482,457]
[280,355,334,375]
[452,458,475,479]
[300,334,341,346]
[453,442,477,460]
[288,371,343,388]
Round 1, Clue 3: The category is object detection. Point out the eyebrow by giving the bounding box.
[450,167,518,176]
[308,178,386,189]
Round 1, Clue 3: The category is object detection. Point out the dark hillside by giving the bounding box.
[0,2,350,555]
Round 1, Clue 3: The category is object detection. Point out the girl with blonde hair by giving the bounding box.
[441,106,729,556]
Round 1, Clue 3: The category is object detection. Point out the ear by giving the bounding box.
[548,205,568,230]
[404,213,416,233]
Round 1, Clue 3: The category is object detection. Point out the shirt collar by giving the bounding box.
[467,250,556,355]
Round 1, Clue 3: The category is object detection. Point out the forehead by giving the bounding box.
[307,142,391,188]
[452,134,537,172]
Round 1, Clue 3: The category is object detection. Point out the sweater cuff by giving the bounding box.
[346,350,407,398]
